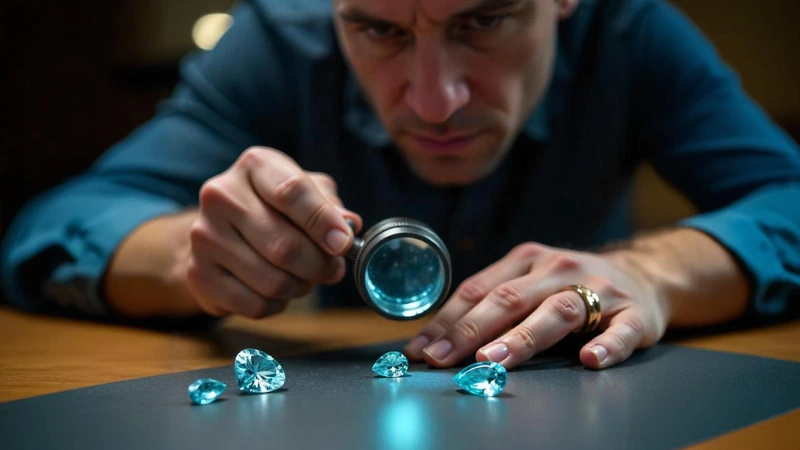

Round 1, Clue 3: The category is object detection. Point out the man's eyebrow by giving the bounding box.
[452,0,525,18]
[337,7,400,28]
[337,0,525,26]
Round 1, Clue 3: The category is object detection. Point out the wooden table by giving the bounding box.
[1,307,798,449]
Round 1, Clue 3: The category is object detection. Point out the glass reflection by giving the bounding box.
[456,396,508,429]
[375,394,430,450]
[365,237,445,318]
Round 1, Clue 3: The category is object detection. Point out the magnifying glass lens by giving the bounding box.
[364,237,446,318]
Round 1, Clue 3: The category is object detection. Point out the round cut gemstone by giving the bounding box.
[372,351,409,378]
[454,362,507,397]
[188,378,227,405]
[234,348,286,393]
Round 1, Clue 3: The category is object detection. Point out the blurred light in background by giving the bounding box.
[192,13,233,50]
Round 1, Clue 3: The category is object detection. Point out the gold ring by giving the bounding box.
[562,285,602,333]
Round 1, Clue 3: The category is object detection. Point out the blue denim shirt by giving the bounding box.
[3,0,800,317]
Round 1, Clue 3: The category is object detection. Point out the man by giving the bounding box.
[2,0,799,371]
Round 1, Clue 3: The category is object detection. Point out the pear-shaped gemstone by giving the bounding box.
[372,351,409,378]
[188,378,227,405]
[234,348,286,393]
[454,362,507,397]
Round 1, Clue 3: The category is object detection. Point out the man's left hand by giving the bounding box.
[404,242,669,369]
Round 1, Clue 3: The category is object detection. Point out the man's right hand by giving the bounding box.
[185,146,362,318]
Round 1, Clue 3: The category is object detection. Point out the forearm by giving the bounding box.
[605,227,750,327]
[103,210,203,318]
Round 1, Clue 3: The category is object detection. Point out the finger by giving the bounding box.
[199,174,345,284]
[242,149,353,256]
[404,258,530,360]
[475,288,587,369]
[308,172,340,204]
[337,207,363,234]
[421,269,576,368]
[190,216,315,300]
[234,205,346,285]
[579,310,647,369]
[186,256,288,319]
[308,173,363,234]
[405,245,547,360]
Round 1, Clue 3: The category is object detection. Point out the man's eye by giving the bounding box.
[364,24,401,39]
[467,14,506,31]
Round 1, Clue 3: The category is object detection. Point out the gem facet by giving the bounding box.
[188,378,227,405]
[454,362,507,397]
[372,351,409,377]
[234,348,286,393]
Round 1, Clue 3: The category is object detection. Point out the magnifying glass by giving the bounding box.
[345,218,452,320]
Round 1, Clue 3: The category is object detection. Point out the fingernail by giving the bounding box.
[424,339,453,361]
[329,258,346,283]
[405,335,430,356]
[479,342,509,363]
[325,229,350,254]
[589,344,608,365]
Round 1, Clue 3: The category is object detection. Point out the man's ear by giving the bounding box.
[556,0,580,19]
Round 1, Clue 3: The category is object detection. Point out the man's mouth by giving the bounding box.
[409,131,482,154]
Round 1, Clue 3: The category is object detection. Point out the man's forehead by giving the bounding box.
[333,0,520,24]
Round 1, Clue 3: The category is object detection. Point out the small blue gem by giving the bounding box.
[188,378,227,405]
[234,348,286,393]
[454,362,507,397]
[372,351,409,378]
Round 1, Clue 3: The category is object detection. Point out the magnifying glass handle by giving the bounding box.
[345,219,364,260]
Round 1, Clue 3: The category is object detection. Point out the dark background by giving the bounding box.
[2,0,799,242]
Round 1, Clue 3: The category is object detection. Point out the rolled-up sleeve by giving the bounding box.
[1,0,297,315]
[631,1,800,315]
[681,184,800,315]
[2,181,182,314]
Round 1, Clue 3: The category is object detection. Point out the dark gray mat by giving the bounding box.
[1,342,799,450]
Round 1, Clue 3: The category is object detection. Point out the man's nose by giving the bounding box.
[404,39,470,125]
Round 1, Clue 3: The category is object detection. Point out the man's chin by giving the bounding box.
[408,160,494,186]
[396,133,510,187]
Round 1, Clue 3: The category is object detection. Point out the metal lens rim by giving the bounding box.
[353,219,452,320]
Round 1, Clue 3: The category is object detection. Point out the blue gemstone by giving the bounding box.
[234,348,286,393]
[454,362,507,397]
[372,351,409,377]
[188,378,227,405]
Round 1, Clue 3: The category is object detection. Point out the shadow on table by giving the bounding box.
[3,297,798,368]
[191,325,327,360]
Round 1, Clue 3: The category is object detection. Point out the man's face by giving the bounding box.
[333,0,575,186]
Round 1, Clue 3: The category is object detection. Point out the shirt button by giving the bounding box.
[459,237,475,252]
